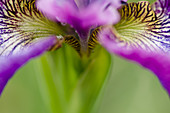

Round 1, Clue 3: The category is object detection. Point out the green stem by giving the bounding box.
[34,45,112,113]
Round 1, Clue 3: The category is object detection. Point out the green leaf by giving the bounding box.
[35,56,64,113]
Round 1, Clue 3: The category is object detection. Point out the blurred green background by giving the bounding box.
[0,0,170,113]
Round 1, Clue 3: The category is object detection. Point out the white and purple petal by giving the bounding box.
[99,0,170,95]
[0,0,66,56]
[0,0,63,95]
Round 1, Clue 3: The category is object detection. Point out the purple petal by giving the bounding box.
[74,0,125,8]
[111,1,170,53]
[0,37,56,96]
[0,0,64,56]
[99,0,170,95]
[152,0,170,15]
[99,28,170,95]
[36,0,121,35]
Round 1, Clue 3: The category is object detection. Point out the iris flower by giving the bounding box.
[0,0,169,99]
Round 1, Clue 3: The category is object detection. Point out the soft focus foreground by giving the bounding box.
[0,0,170,113]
